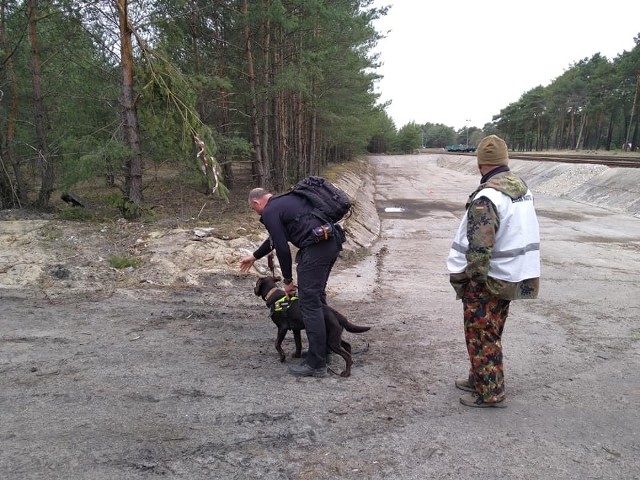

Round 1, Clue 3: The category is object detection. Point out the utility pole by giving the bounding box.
[465,119,471,145]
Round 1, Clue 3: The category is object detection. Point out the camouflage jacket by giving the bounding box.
[449,170,540,300]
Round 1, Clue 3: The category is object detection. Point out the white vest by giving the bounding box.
[447,187,540,282]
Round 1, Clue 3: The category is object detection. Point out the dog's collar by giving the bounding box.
[263,287,282,306]
[262,287,280,302]
[263,287,298,310]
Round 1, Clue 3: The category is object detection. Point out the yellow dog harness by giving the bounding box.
[272,295,298,313]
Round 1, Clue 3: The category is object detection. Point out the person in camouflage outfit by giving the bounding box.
[447,135,540,408]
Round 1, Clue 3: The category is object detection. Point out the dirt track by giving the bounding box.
[2,154,640,479]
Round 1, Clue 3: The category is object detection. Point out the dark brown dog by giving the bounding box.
[254,276,370,377]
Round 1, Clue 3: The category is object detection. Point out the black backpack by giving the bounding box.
[290,176,352,223]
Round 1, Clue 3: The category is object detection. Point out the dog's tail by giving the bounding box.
[330,307,371,333]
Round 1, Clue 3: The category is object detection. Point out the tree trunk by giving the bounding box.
[594,110,604,150]
[218,88,235,189]
[605,112,614,151]
[309,108,318,177]
[115,0,143,213]
[28,0,54,209]
[633,110,639,150]
[209,6,234,189]
[260,1,271,189]
[625,74,640,148]
[293,92,305,177]
[0,0,25,208]
[242,0,265,187]
[277,92,288,188]
[269,29,286,190]
[575,113,587,150]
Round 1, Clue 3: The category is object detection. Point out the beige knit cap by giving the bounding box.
[477,135,509,166]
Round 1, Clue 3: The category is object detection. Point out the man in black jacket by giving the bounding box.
[240,187,344,377]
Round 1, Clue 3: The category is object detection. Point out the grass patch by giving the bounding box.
[109,255,141,269]
[58,206,95,221]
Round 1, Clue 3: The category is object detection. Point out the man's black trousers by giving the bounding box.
[295,236,341,369]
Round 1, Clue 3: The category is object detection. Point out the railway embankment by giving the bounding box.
[437,155,640,217]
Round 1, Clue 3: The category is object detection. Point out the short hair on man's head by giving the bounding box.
[248,188,269,202]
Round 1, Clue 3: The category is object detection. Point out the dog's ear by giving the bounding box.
[254,277,264,296]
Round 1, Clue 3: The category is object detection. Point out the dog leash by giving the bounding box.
[267,251,275,277]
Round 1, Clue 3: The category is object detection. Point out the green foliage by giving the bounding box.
[481,123,500,137]
[59,139,133,190]
[2,1,120,204]
[1,0,394,211]
[107,193,141,220]
[137,103,186,163]
[108,256,141,269]
[295,1,386,160]
[367,109,397,153]
[58,206,93,221]
[215,135,253,163]
[393,122,422,154]
[492,37,640,150]
[3,0,639,221]
[469,129,485,146]
[135,44,229,201]
[422,123,457,148]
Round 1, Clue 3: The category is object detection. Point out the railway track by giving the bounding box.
[439,150,640,168]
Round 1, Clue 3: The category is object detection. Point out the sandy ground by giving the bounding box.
[1,154,640,479]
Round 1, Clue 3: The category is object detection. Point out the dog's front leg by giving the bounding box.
[292,330,303,358]
[275,329,287,362]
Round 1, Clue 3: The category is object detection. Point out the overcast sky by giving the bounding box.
[371,0,640,131]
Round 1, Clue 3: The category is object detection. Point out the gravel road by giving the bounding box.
[1,154,639,479]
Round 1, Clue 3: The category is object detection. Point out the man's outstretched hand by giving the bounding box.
[239,255,256,272]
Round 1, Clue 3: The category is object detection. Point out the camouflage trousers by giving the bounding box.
[462,280,511,403]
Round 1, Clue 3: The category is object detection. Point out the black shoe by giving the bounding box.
[288,362,327,377]
[301,351,332,360]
